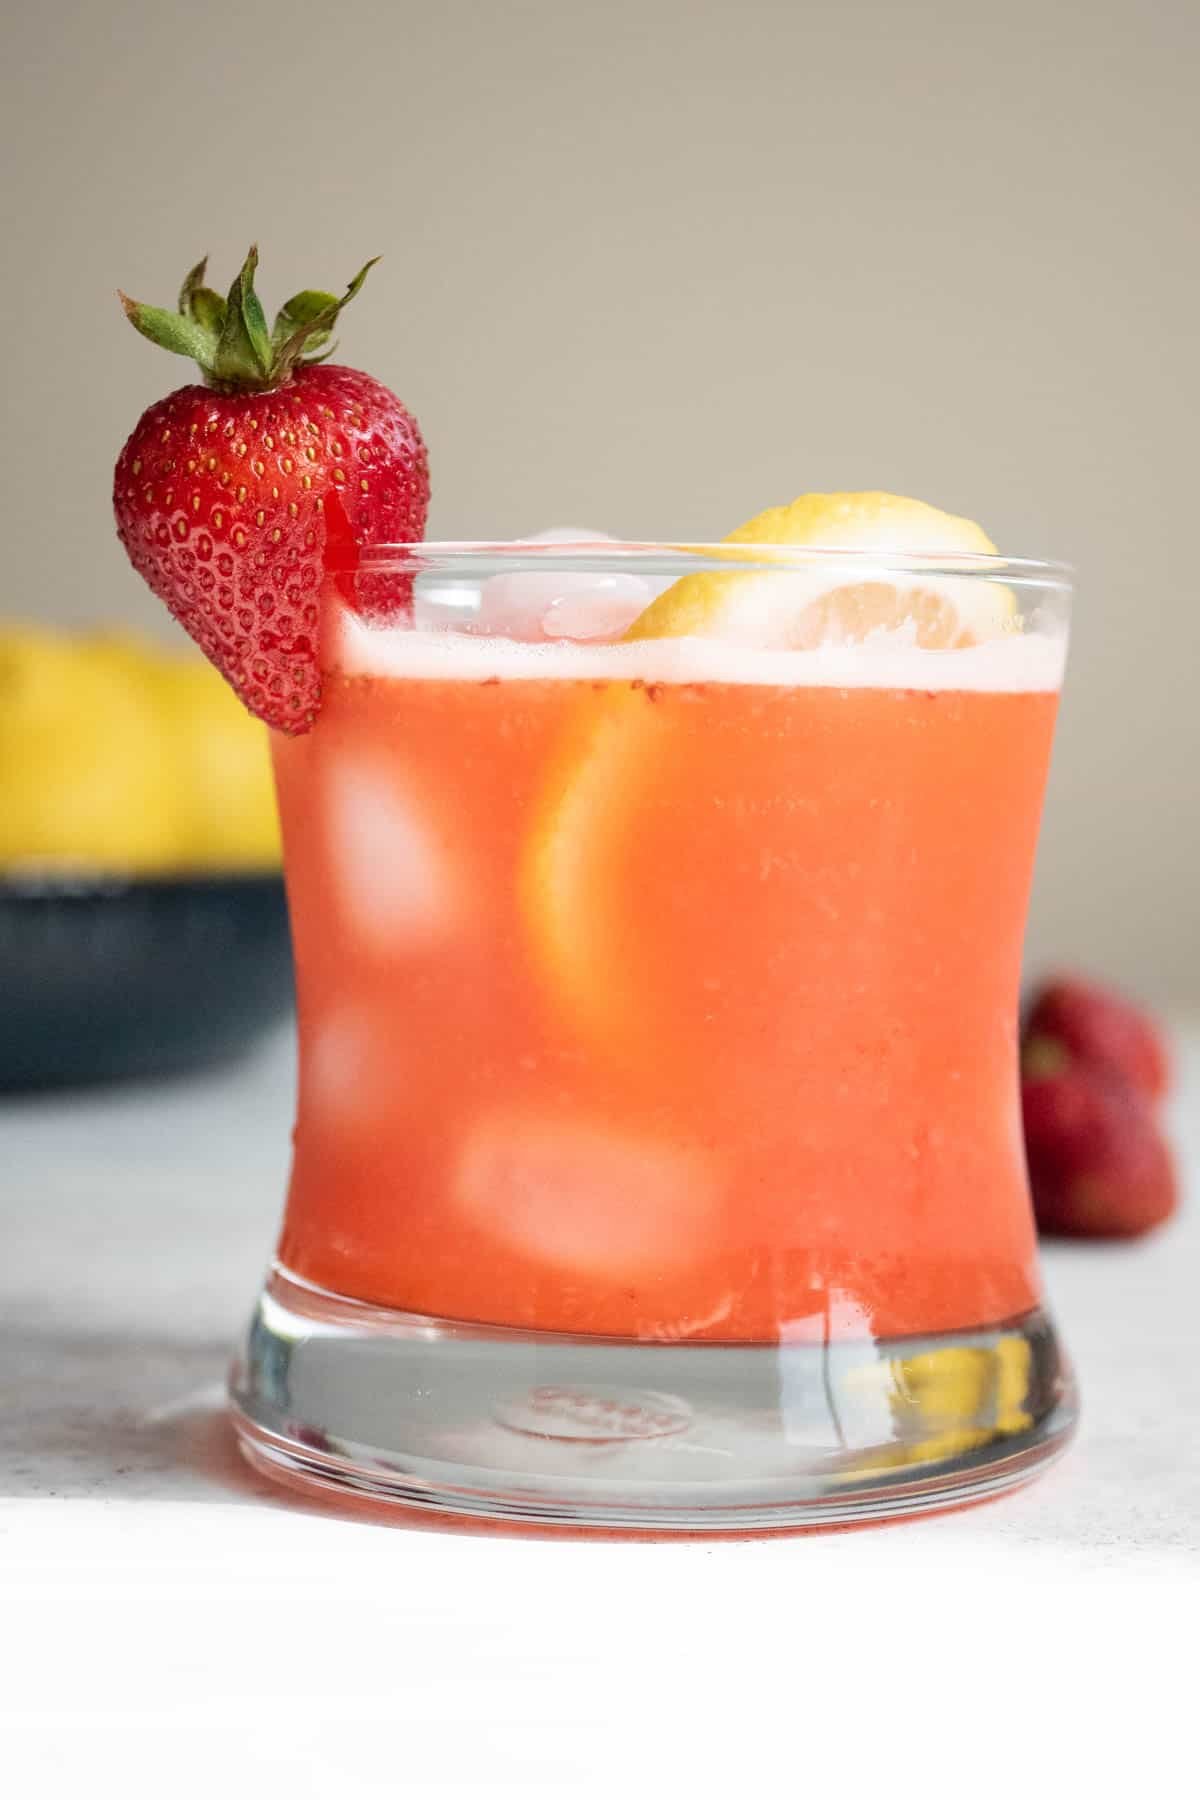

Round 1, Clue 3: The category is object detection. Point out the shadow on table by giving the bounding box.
[9,1324,1195,1553]
[0,1325,630,1537]
[0,1326,267,1504]
[2,1324,833,1541]
[0,1322,1026,1545]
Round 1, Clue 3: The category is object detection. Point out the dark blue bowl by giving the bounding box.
[0,872,294,1089]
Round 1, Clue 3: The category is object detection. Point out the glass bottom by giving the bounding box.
[229,1267,1077,1533]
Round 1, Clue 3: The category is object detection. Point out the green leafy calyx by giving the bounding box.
[119,247,379,392]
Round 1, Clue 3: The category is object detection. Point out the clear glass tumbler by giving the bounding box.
[230,541,1077,1529]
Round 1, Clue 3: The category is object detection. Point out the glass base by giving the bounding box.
[229,1267,1077,1533]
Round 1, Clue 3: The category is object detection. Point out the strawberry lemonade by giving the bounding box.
[232,505,1077,1527]
[276,617,1058,1346]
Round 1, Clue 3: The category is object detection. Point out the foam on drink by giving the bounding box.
[333,603,1067,693]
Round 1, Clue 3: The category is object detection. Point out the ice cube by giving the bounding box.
[472,527,656,644]
[301,1001,421,1134]
[303,1005,377,1120]
[456,1108,722,1274]
[412,578,483,634]
[520,527,610,542]
[324,752,461,954]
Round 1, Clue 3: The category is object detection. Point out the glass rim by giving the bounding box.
[346,540,1074,589]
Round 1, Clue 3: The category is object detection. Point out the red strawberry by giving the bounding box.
[1023,976,1170,1102]
[1021,1059,1177,1239]
[113,249,428,733]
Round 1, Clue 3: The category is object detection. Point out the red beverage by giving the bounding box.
[231,534,1077,1530]
[276,640,1057,1347]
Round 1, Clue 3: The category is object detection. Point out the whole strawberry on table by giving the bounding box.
[114,248,427,733]
[1021,976,1178,1240]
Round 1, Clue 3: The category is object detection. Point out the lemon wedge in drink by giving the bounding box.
[522,492,1009,1076]
[628,491,1010,648]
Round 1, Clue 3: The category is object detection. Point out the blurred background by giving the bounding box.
[2,0,1198,1003]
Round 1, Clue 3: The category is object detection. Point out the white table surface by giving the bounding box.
[3,1023,1198,1796]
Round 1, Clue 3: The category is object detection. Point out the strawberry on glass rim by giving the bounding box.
[113,247,428,733]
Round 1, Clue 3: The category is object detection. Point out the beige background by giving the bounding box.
[3,0,1197,1002]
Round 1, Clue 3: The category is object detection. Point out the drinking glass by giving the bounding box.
[230,541,1076,1530]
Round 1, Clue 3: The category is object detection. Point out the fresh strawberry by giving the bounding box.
[1021,1059,1177,1239]
[113,249,428,733]
[1023,976,1170,1102]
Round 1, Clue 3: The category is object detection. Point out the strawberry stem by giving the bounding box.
[118,247,381,393]
[213,246,273,386]
[177,256,209,317]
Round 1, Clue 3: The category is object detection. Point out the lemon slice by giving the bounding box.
[629,491,1011,649]
[522,492,1008,1077]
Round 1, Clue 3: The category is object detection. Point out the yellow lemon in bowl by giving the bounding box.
[0,622,280,876]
